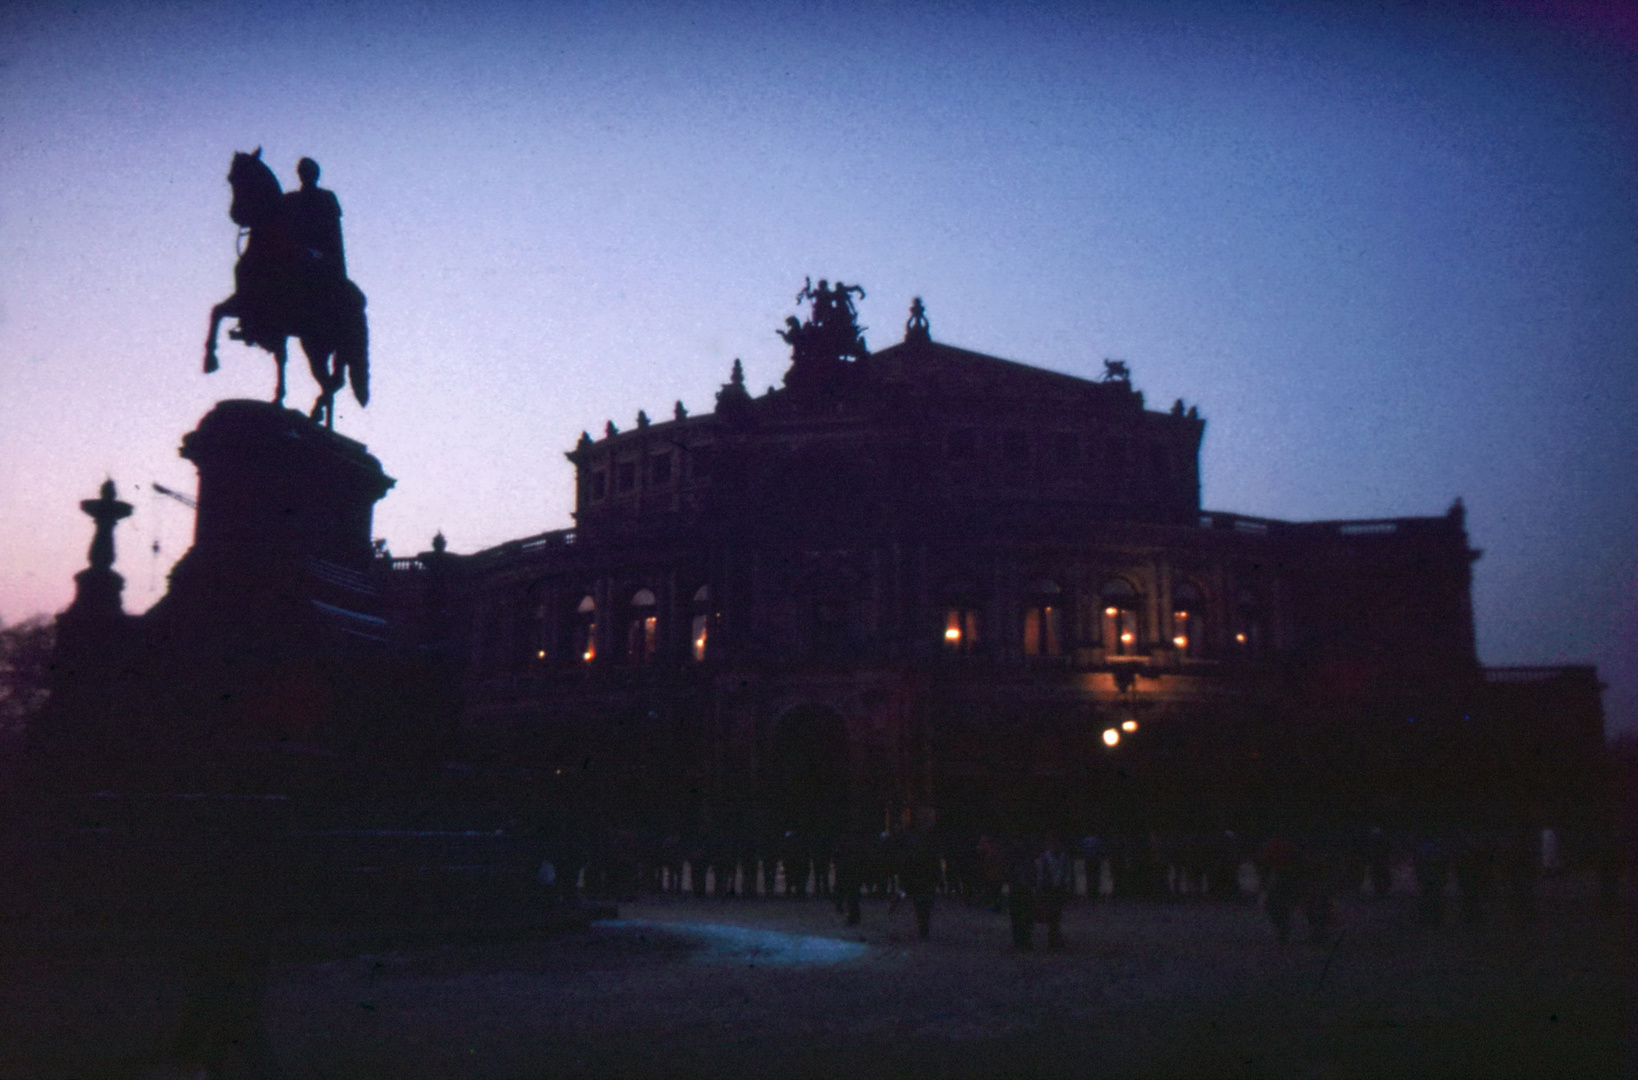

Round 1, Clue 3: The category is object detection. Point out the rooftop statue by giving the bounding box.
[203,149,370,429]
[778,278,868,395]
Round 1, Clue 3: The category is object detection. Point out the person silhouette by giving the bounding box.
[285,157,346,280]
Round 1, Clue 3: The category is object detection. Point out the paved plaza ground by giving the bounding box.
[261,879,1626,1079]
[0,875,1627,1078]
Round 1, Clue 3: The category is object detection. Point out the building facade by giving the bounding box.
[374,293,1601,843]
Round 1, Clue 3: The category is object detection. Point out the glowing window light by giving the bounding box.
[1102,728,1121,747]
[1121,719,1138,732]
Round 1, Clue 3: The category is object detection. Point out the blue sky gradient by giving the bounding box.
[2,0,1633,729]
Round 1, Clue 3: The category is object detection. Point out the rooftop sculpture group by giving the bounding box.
[203,149,369,429]
[777,278,870,396]
[779,278,869,368]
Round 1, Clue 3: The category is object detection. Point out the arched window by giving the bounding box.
[530,600,549,662]
[943,606,981,654]
[1234,587,1264,654]
[1171,581,1206,658]
[690,585,713,662]
[574,595,597,664]
[627,588,658,664]
[1023,578,1062,657]
[807,565,857,658]
[480,608,509,673]
[524,581,552,664]
[1101,578,1141,657]
[940,577,982,656]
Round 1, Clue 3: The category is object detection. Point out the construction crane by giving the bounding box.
[152,482,196,509]
[146,482,197,592]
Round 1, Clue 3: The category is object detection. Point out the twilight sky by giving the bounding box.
[2,0,1634,732]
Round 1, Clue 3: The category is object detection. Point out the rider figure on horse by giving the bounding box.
[286,158,346,283]
[204,149,370,428]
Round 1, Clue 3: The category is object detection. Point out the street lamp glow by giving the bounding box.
[1102,728,1120,747]
[1121,720,1138,732]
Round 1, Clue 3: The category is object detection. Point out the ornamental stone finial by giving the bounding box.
[715,358,753,417]
[905,297,930,343]
[59,477,135,632]
[80,479,133,574]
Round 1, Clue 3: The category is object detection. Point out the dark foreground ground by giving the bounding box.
[2,876,1629,1078]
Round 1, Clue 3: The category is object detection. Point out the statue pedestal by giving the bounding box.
[152,399,394,651]
[182,398,393,570]
[60,561,126,624]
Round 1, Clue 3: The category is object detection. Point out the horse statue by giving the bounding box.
[203,149,369,428]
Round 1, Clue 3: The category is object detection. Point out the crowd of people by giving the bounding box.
[534,820,1615,950]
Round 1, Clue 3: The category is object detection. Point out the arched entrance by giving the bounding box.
[764,705,852,838]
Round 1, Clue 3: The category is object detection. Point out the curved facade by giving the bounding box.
[376,302,1596,841]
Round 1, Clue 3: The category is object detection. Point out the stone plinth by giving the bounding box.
[54,565,128,649]
[152,400,394,646]
[180,399,394,570]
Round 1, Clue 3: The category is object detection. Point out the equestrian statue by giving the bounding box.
[203,149,369,428]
